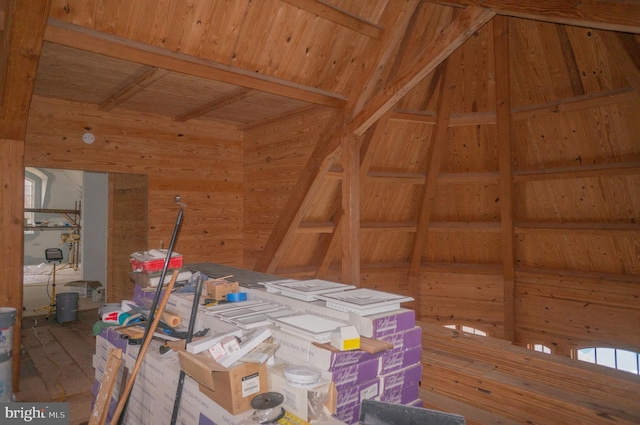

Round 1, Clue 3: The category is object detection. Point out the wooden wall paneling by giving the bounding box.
[359,232,414,266]
[425,231,503,265]
[243,107,336,269]
[25,96,244,269]
[252,109,344,274]
[409,49,460,279]
[107,173,147,303]
[422,0,640,34]
[0,139,25,392]
[431,182,501,222]
[0,0,51,392]
[443,124,498,173]
[419,272,505,334]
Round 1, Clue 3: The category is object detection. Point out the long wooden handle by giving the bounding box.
[109,269,179,425]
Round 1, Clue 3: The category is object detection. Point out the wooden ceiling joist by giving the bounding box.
[281,0,384,39]
[99,67,170,112]
[174,88,255,122]
[44,19,347,109]
[423,0,640,34]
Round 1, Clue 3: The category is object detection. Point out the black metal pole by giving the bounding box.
[117,208,183,424]
[170,274,204,424]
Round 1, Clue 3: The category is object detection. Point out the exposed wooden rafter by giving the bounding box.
[422,0,640,34]
[174,88,256,122]
[281,0,384,39]
[44,19,347,109]
[348,6,496,136]
[99,67,170,112]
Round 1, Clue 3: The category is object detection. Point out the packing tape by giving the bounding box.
[227,292,247,302]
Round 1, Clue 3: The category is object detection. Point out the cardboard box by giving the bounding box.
[178,350,267,415]
[272,328,381,370]
[379,345,422,375]
[349,308,415,338]
[65,280,102,297]
[379,326,422,351]
[205,279,240,301]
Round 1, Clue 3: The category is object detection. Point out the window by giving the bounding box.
[444,324,487,336]
[577,347,640,376]
[529,344,552,354]
[24,177,35,227]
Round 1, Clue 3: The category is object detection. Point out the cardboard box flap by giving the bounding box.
[178,350,230,389]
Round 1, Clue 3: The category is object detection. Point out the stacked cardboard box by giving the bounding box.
[92,327,267,424]
[270,308,423,425]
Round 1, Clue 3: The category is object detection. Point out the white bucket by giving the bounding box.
[0,307,17,402]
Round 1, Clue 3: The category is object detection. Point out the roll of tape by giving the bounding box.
[227,292,247,302]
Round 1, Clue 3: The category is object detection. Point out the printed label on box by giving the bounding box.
[241,372,261,397]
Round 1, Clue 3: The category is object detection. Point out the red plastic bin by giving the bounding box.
[130,250,183,272]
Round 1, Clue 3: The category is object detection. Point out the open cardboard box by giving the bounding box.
[177,349,267,415]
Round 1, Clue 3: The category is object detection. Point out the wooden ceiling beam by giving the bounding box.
[99,67,170,112]
[0,0,51,140]
[174,88,255,122]
[44,18,347,109]
[422,0,640,34]
[281,0,384,39]
[348,6,496,136]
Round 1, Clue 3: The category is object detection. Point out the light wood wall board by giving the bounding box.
[512,103,640,169]
[25,96,244,267]
[360,181,421,222]
[34,43,144,104]
[243,106,334,269]
[432,183,501,222]
[515,287,640,353]
[366,120,433,174]
[451,24,496,114]
[425,232,503,265]
[444,125,498,173]
[276,233,327,270]
[301,178,340,221]
[359,232,413,264]
[514,175,640,222]
[107,173,147,303]
[515,233,640,275]
[418,272,504,335]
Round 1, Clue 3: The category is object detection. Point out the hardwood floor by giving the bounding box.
[15,308,99,425]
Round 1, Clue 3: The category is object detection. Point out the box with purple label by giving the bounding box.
[379,345,422,374]
[379,326,422,351]
[380,362,422,393]
[329,357,381,387]
[334,401,361,425]
[335,377,380,409]
[349,308,415,338]
[272,328,382,370]
[378,382,420,405]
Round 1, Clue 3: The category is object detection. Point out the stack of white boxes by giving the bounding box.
[269,305,423,424]
[93,265,424,425]
[92,326,259,424]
